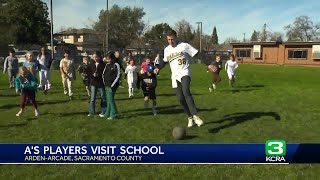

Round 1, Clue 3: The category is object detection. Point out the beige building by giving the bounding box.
[54,28,103,54]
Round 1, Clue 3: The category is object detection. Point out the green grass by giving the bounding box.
[0,64,319,179]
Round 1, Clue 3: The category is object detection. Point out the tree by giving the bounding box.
[284,15,320,41]
[268,31,283,42]
[190,29,200,50]
[174,19,194,43]
[0,0,51,45]
[93,5,146,49]
[224,37,239,44]
[211,26,218,45]
[202,34,212,51]
[144,23,172,51]
[250,30,258,41]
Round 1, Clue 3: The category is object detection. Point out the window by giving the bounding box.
[63,35,69,39]
[236,49,251,58]
[288,50,307,60]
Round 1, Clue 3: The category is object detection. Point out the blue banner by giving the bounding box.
[0,143,319,164]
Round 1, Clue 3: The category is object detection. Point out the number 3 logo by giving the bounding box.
[178,58,186,65]
[267,142,283,155]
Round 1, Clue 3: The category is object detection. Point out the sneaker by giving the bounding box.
[16,110,23,117]
[152,107,157,116]
[187,117,194,128]
[87,114,93,117]
[209,87,212,92]
[107,117,114,120]
[212,84,216,90]
[99,113,105,118]
[35,110,39,117]
[193,115,204,127]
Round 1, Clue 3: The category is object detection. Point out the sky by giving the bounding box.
[43,0,320,42]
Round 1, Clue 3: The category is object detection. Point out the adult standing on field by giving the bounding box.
[154,29,217,128]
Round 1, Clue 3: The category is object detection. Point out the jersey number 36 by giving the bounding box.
[178,58,186,65]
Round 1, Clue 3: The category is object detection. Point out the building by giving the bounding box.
[231,41,320,66]
[54,28,103,54]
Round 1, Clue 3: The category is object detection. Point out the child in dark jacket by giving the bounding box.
[15,66,39,117]
[88,51,106,116]
[209,53,223,92]
[138,65,158,115]
[100,53,121,120]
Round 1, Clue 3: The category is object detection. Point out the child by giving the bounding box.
[23,52,39,79]
[88,51,106,116]
[209,54,223,92]
[15,66,39,117]
[100,53,121,120]
[3,49,19,88]
[59,49,76,99]
[225,54,238,87]
[125,59,137,98]
[138,65,157,116]
[140,57,153,74]
[37,47,53,91]
[114,51,126,89]
[78,52,91,97]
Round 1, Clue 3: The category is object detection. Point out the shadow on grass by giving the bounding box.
[58,111,88,117]
[0,122,28,128]
[237,84,265,88]
[0,94,18,97]
[207,112,280,133]
[181,135,198,140]
[0,99,71,110]
[126,106,217,117]
[116,93,202,101]
[0,117,37,128]
[38,100,71,105]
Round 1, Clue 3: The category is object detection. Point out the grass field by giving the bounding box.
[0,64,319,179]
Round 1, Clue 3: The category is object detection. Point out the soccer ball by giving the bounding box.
[172,127,186,140]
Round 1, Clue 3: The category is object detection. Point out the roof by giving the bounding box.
[54,28,102,35]
[205,44,232,51]
[283,41,320,46]
[230,41,320,46]
[230,41,279,46]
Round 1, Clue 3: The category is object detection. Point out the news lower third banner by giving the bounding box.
[0,142,319,164]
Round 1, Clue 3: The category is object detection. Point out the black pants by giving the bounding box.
[175,76,197,117]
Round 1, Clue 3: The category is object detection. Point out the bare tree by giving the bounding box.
[224,37,239,44]
[174,19,194,43]
[284,15,320,41]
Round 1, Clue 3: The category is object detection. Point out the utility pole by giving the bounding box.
[50,0,54,60]
[263,23,267,41]
[196,22,202,52]
[105,0,109,54]
[243,33,246,42]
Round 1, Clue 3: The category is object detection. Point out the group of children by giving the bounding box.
[77,51,159,118]
[3,48,53,117]
[4,47,239,119]
[208,53,239,92]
